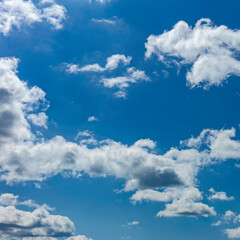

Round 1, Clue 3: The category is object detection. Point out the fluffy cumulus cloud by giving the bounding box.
[0,206,74,238]
[1,57,240,218]
[131,186,216,218]
[0,194,74,238]
[145,18,240,88]
[225,228,240,239]
[66,54,149,98]
[208,188,234,201]
[0,0,66,35]
[157,198,216,217]
[0,193,93,239]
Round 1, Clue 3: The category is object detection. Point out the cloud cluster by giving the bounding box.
[1,57,240,219]
[0,0,66,35]
[145,18,240,88]
[66,54,149,98]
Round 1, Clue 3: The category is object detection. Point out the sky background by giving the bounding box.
[1,0,240,239]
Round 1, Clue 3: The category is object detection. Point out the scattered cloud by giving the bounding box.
[212,210,240,228]
[66,55,149,98]
[0,193,52,209]
[208,188,234,201]
[91,17,117,25]
[157,198,216,217]
[127,221,139,226]
[0,0,66,36]
[88,116,99,122]
[101,67,150,98]
[145,18,240,88]
[66,54,132,73]
[212,220,222,226]
[1,57,240,219]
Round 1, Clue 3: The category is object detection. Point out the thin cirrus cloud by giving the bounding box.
[1,57,240,219]
[145,18,240,88]
[0,0,66,36]
[91,17,117,25]
[0,193,92,239]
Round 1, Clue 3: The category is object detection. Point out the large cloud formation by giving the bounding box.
[145,18,240,88]
[0,0,66,35]
[1,57,240,219]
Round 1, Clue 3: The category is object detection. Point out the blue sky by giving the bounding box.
[0,0,240,239]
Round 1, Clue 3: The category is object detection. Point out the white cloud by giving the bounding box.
[225,228,240,239]
[0,193,52,209]
[91,18,117,25]
[157,198,216,218]
[88,116,99,122]
[0,0,66,35]
[0,193,93,239]
[66,55,149,98]
[208,188,234,201]
[212,220,222,226]
[127,221,139,226]
[0,193,18,206]
[66,236,93,240]
[27,112,48,128]
[145,18,240,88]
[0,205,74,238]
[101,67,150,98]
[131,186,201,203]
[1,57,240,218]
[66,54,132,73]
[131,186,215,218]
